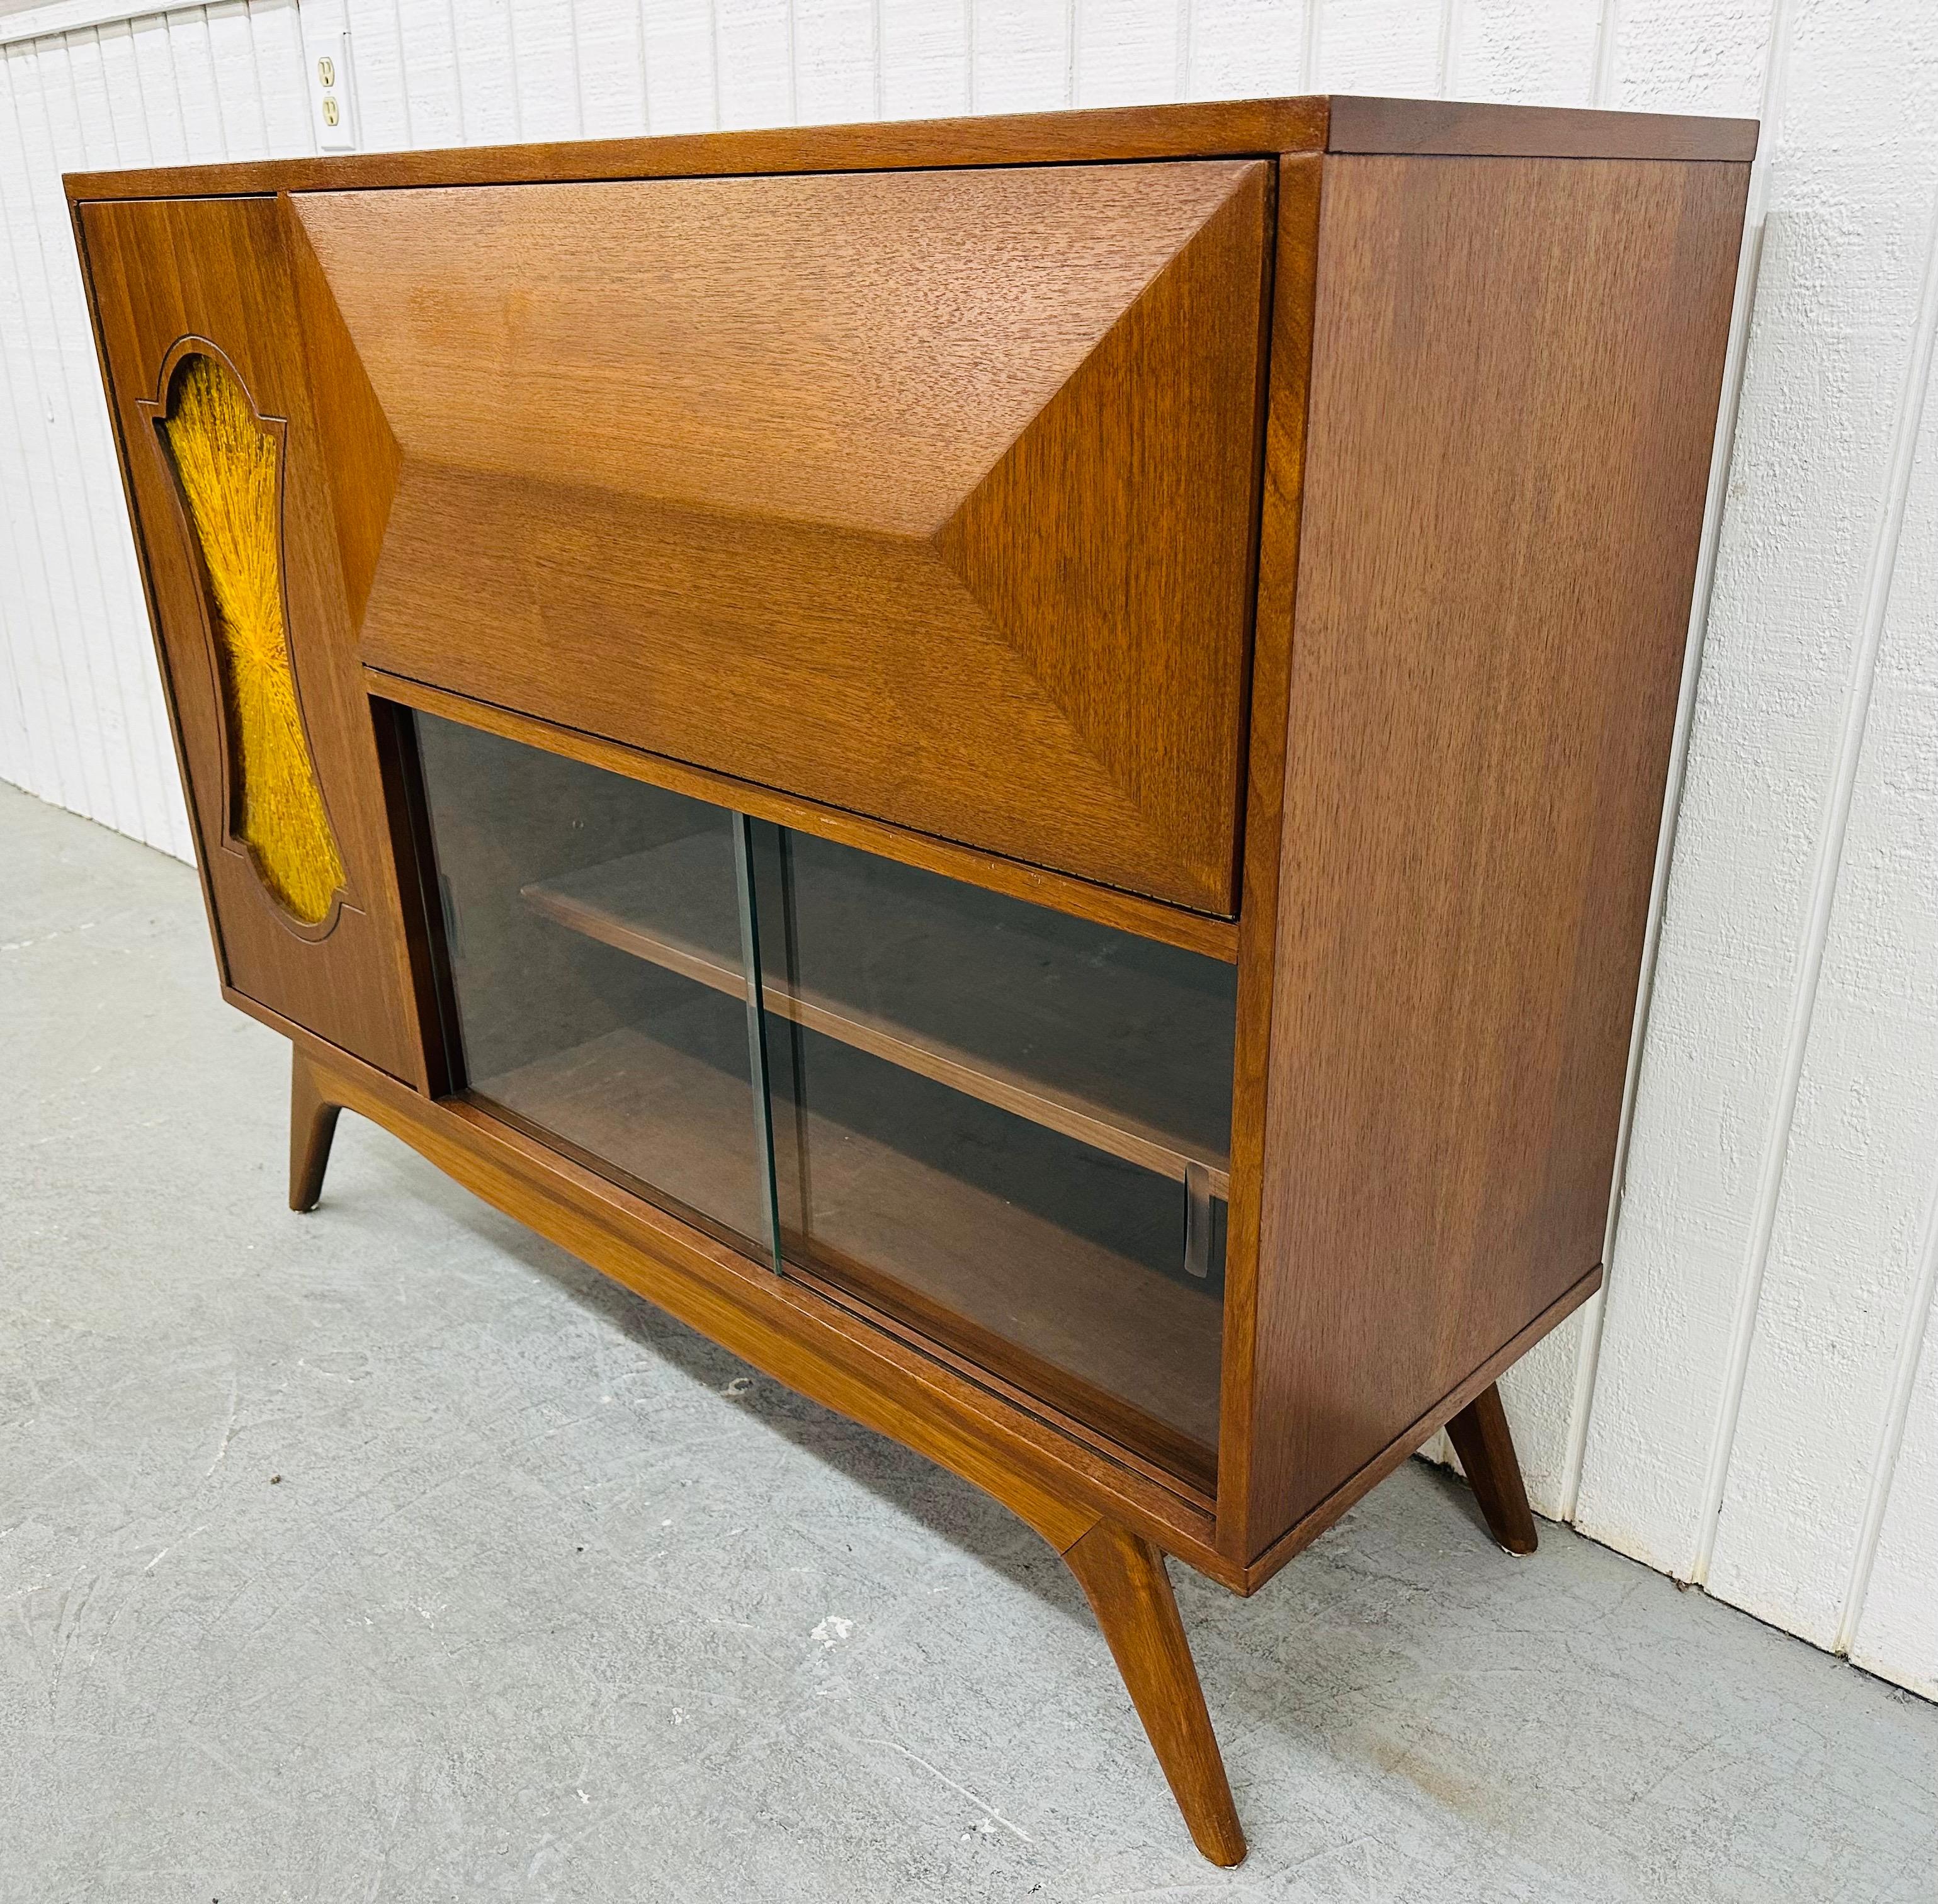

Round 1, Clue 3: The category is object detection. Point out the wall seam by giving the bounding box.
[0,67,54,802]
[501,0,521,140]
[708,0,720,132]
[64,20,179,852]
[0,224,74,812]
[1435,0,1458,97]
[3,0,207,52]
[1839,1141,1938,1653]
[439,0,463,141]
[562,0,587,140]
[1830,195,1938,1650]
[0,45,120,832]
[784,0,796,123]
[173,11,232,159]
[633,0,650,135]
[1691,127,1938,1588]
[241,0,295,156]
[388,0,416,147]
[868,0,879,120]
[57,23,147,841]
[1589,0,1618,106]
[1560,0,1796,1524]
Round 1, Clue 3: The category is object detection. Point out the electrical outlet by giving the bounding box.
[303,30,357,154]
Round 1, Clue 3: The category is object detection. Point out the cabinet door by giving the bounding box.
[413,713,776,1257]
[292,161,1271,915]
[751,827,1236,1492]
[407,703,1236,1490]
[79,195,425,1084]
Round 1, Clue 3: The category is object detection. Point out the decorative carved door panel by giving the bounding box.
[81,195,424,1082]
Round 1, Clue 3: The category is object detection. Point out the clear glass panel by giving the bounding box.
[414,714,772,1256]
[411,716,1235,1491]
[753,827,1235,1489]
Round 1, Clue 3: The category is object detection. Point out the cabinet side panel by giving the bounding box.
[1244,154,1748,1555]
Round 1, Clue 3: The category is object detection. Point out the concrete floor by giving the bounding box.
[3,781,1934,1904]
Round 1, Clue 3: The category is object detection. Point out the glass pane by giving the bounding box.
[754,827,1235,1489]
[414,713,771,1256]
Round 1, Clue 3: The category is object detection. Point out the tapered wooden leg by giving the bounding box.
[1445,1382,1539,1555]
[289,1048,343,1214]
[1062,1518,1245,1866]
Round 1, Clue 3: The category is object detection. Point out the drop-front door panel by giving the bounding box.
[291,160,1272,914]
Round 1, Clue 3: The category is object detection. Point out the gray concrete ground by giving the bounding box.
[3,779,1934,1904]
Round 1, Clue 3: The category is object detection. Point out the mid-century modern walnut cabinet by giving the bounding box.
[69,95,1752,1863]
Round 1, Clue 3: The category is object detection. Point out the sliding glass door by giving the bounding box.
[410,710,1235,1488]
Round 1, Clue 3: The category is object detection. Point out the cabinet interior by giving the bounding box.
[411,707,1236,1493]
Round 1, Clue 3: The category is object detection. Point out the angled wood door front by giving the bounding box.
[79,195,426,1084]
[292,161,1272,914]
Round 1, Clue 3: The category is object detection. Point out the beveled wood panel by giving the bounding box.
[522,832,1235,1191]
[77,194,424,1085]
[1238,154,1749,1557]
[295,160,1271,912]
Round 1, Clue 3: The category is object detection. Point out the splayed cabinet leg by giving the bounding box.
[289,1046,343,1213]
[1445,1382,1539,1555]
[1061,1517,1246,1866]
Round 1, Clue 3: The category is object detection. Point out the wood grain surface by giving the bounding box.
[288,1043,341,1213]
[60,94,1755,205]
[1238,152,1750,1558]
[1062,1519,1246,1866]
[1216,152,1323,1565]
[1327,95,1757,160]
[300,160,1269,911]
[1240,1267,1601,1590]
[1445,1382,1540,1556]
[65,96,1328,201]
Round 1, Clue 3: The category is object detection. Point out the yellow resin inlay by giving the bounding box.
[159,354,346,926]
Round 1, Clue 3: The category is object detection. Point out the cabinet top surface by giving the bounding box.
[64,94,1756,205]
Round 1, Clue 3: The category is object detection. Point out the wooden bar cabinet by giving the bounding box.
[68,94,1753,1864]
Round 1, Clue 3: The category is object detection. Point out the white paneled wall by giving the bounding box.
[0,0,1931,1699]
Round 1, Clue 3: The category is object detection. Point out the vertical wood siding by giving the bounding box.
[0,0,1929,1700]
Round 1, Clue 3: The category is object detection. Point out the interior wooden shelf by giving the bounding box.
[474,1016,1225,1474]
[521,831,1235,1196]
